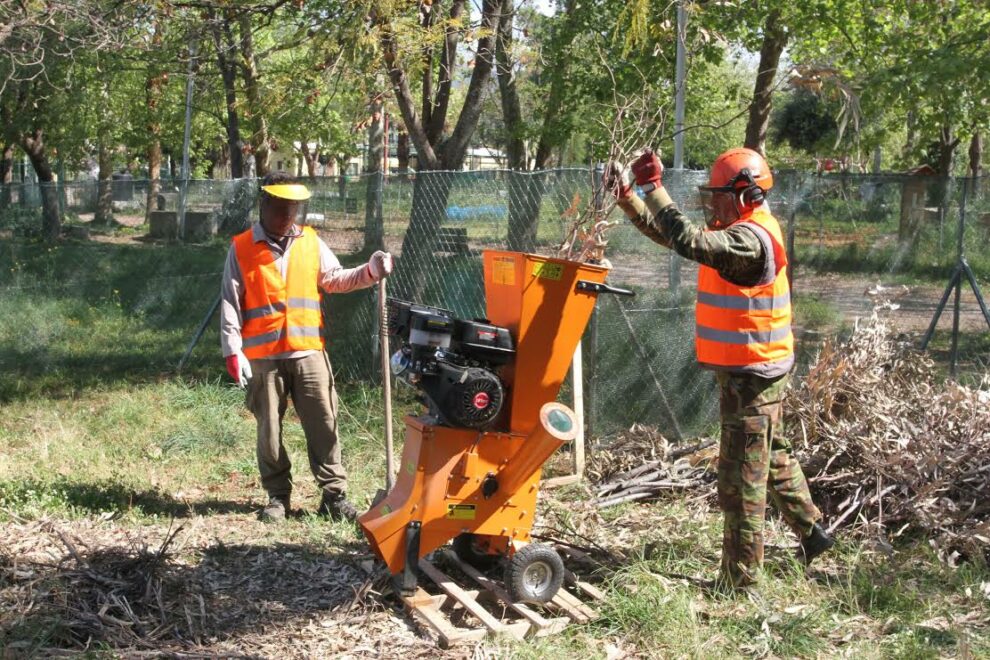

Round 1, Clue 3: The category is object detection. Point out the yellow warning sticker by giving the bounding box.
[446,504,477,520]
[492,256,516,285]
[532,261,564,281]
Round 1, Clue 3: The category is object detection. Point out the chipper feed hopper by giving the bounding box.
[359,250,630,603]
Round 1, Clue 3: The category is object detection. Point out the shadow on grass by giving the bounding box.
[0,235,384,400]
[0,344,225,404]
[0,478,258,518]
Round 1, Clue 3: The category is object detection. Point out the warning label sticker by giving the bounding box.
[532,262,564,281]
[492,256,516,285]
[446,504,477,520]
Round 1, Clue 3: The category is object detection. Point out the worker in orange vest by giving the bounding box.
[608,148,834,589]
[221,172,392,523]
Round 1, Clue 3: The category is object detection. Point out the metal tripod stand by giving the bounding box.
[919,177,990,375]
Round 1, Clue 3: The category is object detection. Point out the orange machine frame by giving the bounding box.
[359,251,609,577]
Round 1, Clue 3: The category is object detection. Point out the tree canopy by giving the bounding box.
[1,0,987,240]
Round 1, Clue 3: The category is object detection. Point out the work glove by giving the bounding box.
[631,149,664,189]
[368,250,393,280]
[603,163,634,200]
[225,350,252,388]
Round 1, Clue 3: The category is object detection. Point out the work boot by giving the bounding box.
[317,492,358,522]
[799,523,835,565]
[260,495,290,523]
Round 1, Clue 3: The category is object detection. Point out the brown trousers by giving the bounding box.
[245,351,346,499]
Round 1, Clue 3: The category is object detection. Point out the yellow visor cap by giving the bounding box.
[261,183,311,201]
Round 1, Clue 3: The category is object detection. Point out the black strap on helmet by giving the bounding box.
[729,168,765,205]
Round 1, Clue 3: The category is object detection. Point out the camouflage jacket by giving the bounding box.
[624,189,768,287]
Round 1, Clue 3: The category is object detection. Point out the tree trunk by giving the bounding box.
[300,140,318,179]
[20,129,60,241]
[439,0,501,170]
[238,14,269,177]
[364,100,385,252]
[969,132,982,179]
[935,124,959,178]
[337,158,347,199]
[211,10,245,179]
[95,140,113,225]
[495,0,525,171]
[391,171,453,300]
[396,130,409,173]
[0,142,12,209]
[743,8,788,155]
[144,17,165,224]
[145,140,162,223]
[380,0,502,298]
[496,0,543,251]
[902,111,918,164]
[506,171,546,251]
[94,74,114,226]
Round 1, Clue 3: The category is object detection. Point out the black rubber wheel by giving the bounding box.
[452,533,499,570]
[504,543,565,604]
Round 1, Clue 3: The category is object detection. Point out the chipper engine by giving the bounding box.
[358,250,630,604]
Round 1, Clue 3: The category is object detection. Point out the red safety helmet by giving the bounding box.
[702,148,773,202]
[699,148,773,227]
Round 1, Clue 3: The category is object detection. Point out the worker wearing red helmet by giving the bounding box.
[608,148,834,590]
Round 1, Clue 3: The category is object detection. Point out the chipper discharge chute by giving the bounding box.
[359,250,631,603]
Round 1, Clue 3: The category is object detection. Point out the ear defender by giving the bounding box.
[735,168,765,207]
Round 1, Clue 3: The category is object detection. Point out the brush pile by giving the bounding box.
[786,310,990,561]
[0,518,427,657]
[588,310,990,562]
[590,426,716,508]
[1,521,188,652]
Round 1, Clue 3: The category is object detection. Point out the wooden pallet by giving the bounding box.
[401,549,604,648]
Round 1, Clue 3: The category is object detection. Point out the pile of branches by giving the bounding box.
[1,522,187,651]
[788,311,990,560]
[590,425,716,508]
[1,519,407,656]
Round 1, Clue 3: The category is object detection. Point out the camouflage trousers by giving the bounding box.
[715,370,820,588]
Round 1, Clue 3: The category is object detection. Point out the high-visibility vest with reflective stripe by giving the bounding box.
[695,208,793,369]
[233,225,324,359]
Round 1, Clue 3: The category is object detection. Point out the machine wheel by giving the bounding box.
[452,533,499,570]
[504,543,564,604]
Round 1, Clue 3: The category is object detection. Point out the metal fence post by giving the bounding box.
[586,307,598,439]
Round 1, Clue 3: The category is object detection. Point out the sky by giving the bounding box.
[531,0,556,15]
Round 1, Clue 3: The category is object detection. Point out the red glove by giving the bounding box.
[631,149,663,188]
[603,163,633,199]
[225,354,239,381]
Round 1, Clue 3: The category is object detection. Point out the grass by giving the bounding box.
[0,379,415,523]
[485,499,990,658]
[792,209,990,283]
[792,293,844,331]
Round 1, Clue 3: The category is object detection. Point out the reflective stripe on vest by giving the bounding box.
[233,225,324,359]
[695,209,793,368]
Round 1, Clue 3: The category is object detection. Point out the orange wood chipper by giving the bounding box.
[359,250,631,603]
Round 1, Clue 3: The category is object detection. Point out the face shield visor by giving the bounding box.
[697,185,738,229]
[259,183,311,237]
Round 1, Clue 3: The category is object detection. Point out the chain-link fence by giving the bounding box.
[2,169,988,438]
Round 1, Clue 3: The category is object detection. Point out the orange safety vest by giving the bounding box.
[695,208,793,369]
[233,225,324,359]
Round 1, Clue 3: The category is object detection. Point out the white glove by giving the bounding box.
[368,250,393,280]
[225,349,253,388]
